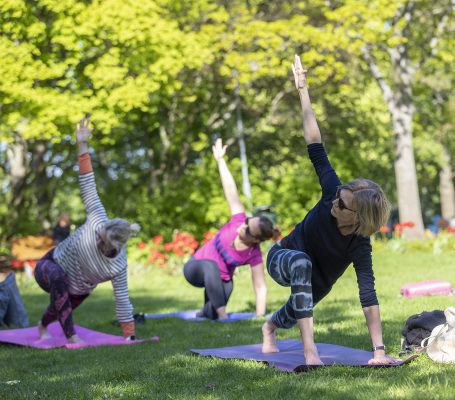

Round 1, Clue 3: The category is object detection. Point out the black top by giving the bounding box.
[280,143,378,308]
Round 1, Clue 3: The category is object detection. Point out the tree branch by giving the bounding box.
[429,0,455,58]
[361,46,395,108]
[391,0,416,27]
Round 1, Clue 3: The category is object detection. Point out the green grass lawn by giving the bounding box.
[1,248,454,399]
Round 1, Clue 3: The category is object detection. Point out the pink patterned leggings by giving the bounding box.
[35,249,89,338]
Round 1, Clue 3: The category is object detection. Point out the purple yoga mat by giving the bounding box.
[145,310,258,322]
[0,322,144,349]
[192,339,418,372]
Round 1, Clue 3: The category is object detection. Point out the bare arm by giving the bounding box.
[212,138,244,215]
[250,263,267,316]
[363,305,397,364]
[292,55,322,145]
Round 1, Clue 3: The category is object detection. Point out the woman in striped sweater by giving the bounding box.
[35,117,139,343]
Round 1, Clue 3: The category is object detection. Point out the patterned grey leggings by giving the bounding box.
[267,244,313,328]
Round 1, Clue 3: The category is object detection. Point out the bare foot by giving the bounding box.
[216,306,228,320]
[262,320,279,353]
[67,334,85,344]
[38,321,51,339]
[304,348,324,366]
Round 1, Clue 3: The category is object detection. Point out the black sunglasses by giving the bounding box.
[245,217,262,240]
[335,188,357,213]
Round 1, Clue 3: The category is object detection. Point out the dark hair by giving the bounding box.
[257,216,281,241]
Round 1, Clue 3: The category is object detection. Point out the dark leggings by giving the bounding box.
[183,259,233,320]
[267,243,313,329]
[35,249,88,338]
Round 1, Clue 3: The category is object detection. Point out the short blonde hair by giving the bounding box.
[338,179,391,237]
[104,219,141,250]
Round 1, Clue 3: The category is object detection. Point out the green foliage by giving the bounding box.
[0,0,454,240]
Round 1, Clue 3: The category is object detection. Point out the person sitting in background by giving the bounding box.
[35,117,140,343]
[183,138,280,320]
[52,213,71,244]
[0,253,29,328]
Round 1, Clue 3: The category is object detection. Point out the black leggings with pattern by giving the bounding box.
[267,243,313,328]
[35,249,88,338]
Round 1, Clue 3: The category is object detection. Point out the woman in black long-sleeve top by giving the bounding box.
[261,55,397,366]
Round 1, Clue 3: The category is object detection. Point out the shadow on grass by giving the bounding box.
[0,297,452,400]
[1,342,447,400]
[11,289,410,356]
[1,292,202,335]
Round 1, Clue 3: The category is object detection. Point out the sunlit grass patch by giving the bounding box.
[1,250,454,399]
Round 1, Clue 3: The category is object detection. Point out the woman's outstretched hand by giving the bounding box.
[76,116,93,144]
[212,138,228,161]
[291,54,308,90]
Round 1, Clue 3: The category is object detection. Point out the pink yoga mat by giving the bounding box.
[400,280,454,298]
[0,322,145,349]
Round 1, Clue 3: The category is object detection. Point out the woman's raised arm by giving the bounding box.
[212,138,244,215]
[292,55,322,145]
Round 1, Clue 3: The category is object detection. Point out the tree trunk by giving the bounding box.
[439,144,455,220]
[5,133,29,238]
[31,141,52,232]
[361,2,426,239]
[390,106,425,238]
[388,44,425,239]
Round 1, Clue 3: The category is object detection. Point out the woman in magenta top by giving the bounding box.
[184,139,279,320]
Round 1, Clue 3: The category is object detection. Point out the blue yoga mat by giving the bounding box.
[144,310,258,322]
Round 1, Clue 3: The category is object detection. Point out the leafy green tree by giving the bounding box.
[325,0,455,237]
[1,0,453,245]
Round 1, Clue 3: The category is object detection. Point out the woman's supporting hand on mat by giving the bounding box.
[364,305,397,364]
[368,352,398,365]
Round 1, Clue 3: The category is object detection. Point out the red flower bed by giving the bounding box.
[393,221,415,237]
[132,231,209,272]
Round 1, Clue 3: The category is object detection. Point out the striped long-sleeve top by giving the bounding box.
[53,171,133,323]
